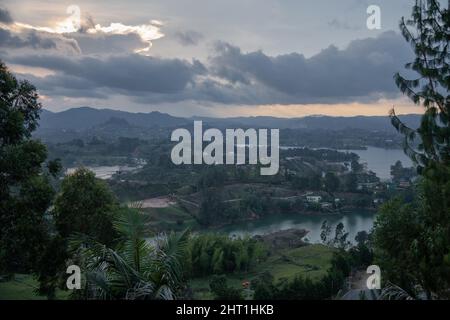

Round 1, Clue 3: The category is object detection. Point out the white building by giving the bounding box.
[306,195,322,203]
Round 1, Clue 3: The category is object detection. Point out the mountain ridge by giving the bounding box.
[39,107,422,132]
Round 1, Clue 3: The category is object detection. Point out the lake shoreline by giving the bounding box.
[215,210,377,243]
[205,206,378,232]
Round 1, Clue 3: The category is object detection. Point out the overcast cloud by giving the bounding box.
[0,1,433,116]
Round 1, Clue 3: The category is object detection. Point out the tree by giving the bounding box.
[0,61,58,274]
[351,231,374,268]
[211,248,224,274]
[69,209,189,299]
[351,159,363,173]
[35,168,120,297]
[308,173,323,190]
[355,231,369,247]
[198,188,227,226]
[320,220,331,244]
[186,233,266,277]
[209,275,243,300]
[390,161,416,183]
[374,0,450,299]
[391,0,449,172]
[324,172,340,192]
[373,200,424,298]
[197,166,226,190]
[292,176,310,190]
[333,222,350,249]
[53,167,118,246]
[344,173,358,192]
[252,272,277,300]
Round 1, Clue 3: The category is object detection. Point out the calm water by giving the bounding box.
[218,147,411,242]
[339,147,413,181]
[66,165,141,180]
[282,146,414,181]
[66,159,146,180]
[218,211,377,244]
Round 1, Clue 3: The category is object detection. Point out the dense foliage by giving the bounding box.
[209,275,244,300]
[185,233,266,277]
[375,0,450,299]
[54,168,119,246]
[36,167,121,297]
[0,61,59,274]
[69,209,189,300]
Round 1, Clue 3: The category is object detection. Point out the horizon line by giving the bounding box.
[42,106,423,120]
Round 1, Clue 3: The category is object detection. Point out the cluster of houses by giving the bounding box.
[304,192,339,211]
[285,156,417,213]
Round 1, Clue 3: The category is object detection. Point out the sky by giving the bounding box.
[0,0,434,117]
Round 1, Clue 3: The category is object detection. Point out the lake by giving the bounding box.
[220,146,412,242]
[338,147,413,181]
[218,211,377,244]
[282,146,414,181]
[66,165,141,180]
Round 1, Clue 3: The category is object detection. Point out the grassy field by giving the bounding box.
[261,244,335,283]
[0,274,69,300]
[1,245,334,300]
[188,244,335,299]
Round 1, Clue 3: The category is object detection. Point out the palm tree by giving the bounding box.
[68,208,189,300]
[378,282,415,300]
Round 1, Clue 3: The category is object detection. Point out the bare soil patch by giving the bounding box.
[140,196,176,208]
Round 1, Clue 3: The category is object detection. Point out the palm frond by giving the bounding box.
[68,210,189,300]
[379,282,416,300]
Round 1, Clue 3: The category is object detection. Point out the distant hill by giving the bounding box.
[97,117,132,129]
[197,114,421,131]
[39,107,189,130]
[38,106,422,132]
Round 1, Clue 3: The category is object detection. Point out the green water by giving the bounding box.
[217,211,377,244]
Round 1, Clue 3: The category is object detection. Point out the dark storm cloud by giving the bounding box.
[7,31,413,105]
[210,31,413,103]
[130,31,415,106]
[0,27,80,53]
[174,30,204,46]
[0,28,56,49]
[0,8,13,24]
[10,53,207,96]
[15,72,107,99]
